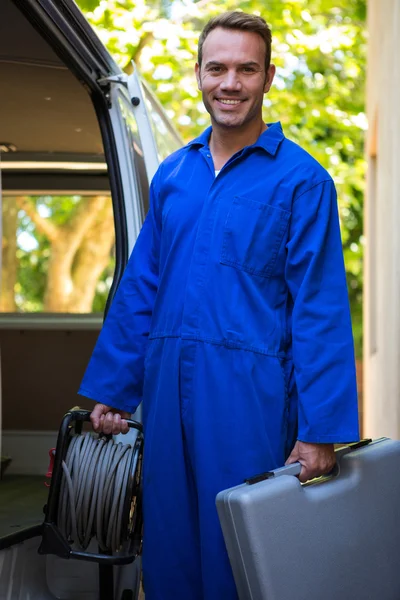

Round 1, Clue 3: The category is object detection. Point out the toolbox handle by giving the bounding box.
[273,439,373,480]
[245,439,373,485]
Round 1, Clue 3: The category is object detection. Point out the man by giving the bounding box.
[79,11,359,600]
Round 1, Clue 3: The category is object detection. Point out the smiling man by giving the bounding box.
[195,20,275,151]
[79,11,359,600]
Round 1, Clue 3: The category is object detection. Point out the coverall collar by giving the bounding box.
[187,121,285,157]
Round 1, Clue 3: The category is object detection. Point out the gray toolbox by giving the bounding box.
[216,438,400,600]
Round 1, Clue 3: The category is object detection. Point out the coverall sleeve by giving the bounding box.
[78,167,162,413]
[285,179,359,444]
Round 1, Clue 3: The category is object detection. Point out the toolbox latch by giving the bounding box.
[348,438,372,450]
[245,472,274,485]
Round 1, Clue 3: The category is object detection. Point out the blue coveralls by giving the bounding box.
[79,122,359,600]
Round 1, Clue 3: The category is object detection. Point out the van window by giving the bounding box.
[0,188,114,314]
[117,94,149,215]
[143,85,182,161]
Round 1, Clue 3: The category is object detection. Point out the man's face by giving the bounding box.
[195,27,275,130]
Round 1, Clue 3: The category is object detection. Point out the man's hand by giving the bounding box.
[90,403,131,435]
[285,441,336,483]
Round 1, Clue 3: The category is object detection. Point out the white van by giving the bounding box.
[0,1,182,598]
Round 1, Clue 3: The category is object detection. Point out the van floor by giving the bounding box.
[0,474,47,538]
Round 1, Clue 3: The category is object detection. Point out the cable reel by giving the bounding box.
[58,429,142,554]
[39,409,143,600]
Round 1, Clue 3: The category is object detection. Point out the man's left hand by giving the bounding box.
[285,441,336,483]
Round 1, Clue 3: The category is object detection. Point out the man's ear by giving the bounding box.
[195,62,202,90]
[264,64,276,93]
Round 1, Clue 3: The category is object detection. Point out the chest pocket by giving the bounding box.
[220,195,291,278]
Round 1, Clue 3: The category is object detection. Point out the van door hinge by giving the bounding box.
[97,73,129,87]
[98,74,129,107]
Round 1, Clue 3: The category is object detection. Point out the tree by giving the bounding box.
[1,197,18,311]
[77,0,367,354]
[0,195,115,313]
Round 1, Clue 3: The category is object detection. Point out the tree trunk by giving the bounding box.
[68,200,115,312]
[15,195,115,314]
[0,196,18,311]
[44,243,75,312]
[43,196,114,313]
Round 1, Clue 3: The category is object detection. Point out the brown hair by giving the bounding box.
[198,11,272,72]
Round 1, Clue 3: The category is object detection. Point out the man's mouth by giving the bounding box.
[216,98,244,106]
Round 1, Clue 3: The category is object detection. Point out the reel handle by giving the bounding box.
[67,408,143,434]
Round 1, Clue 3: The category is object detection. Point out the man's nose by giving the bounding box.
[220,70,241,91]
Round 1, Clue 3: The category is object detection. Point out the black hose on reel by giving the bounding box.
[58,431,141,554]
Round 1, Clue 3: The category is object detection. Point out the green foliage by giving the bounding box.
[77,0,366,356]
[16,202,49,312]
[15,196,113,313]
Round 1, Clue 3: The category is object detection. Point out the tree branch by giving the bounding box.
[123,31,154,73]
[15,196,58,242]
[68,201,115,312]
[62,195,109,256]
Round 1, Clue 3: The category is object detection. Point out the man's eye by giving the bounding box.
[243,67,255,73]
[209,66,222,73]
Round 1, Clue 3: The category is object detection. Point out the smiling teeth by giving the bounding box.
[219,99,241,105]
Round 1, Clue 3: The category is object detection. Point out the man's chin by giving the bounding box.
[212,114,246,129]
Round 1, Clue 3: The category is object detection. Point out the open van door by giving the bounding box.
[0,0,182,598]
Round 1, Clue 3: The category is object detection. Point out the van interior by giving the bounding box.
[0,0,139,570]
[0,2,185,596]
[0,0,113,482]
[0,1,147,597]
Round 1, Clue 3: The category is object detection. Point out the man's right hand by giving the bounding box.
[90,403,131,435]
